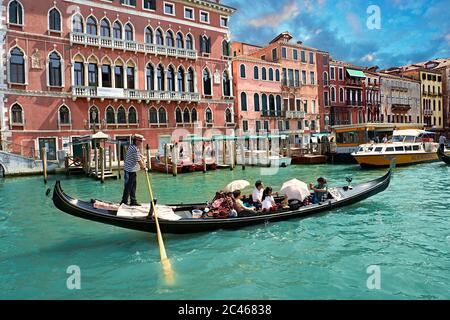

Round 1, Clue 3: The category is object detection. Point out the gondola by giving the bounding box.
[437,148,450,165]
[52,171,392,235]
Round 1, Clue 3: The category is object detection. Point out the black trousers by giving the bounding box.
[121,171,137,205]
[440,144,445,152]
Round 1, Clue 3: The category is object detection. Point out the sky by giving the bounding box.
[225,0,450,69]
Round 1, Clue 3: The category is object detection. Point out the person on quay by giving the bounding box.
[310,177,328,204]
[252,180,264,210]
[439,134,447,152]
[121,134,147,206]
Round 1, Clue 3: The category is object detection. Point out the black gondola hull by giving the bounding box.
[437,149,450,165]
[53,171,392,234]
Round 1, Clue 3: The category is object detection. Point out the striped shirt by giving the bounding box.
[124,144,142,173]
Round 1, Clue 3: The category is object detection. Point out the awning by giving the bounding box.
[181,135,212,142]
[346,69,366,78]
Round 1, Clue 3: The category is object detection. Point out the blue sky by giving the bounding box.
[226,0,450,69]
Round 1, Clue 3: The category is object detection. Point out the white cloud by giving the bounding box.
[248,1,300,28]
[362,53,376,62]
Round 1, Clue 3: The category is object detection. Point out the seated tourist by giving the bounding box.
[261,187,277,212]
[233,190,256,216]
[309,177,328,204]
[252,180,264,210]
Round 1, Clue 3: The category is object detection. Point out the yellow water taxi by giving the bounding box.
[351,130,450,167]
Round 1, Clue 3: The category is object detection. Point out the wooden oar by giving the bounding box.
[144,169,175,285]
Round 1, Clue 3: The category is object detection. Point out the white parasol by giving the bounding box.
[224,180,250,193]
[280,179,311,201]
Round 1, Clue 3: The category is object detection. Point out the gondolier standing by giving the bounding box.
[439,134,447,152]
[121,134,147,206]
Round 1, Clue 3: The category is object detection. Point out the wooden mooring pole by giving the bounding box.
[41,147,48,184]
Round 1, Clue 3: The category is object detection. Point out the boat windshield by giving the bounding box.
[392,135,416,143]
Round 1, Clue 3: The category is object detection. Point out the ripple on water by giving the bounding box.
[1,164,450,299]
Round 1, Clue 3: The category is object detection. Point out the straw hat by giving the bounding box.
[133,134,146,141]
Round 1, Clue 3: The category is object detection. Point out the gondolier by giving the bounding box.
[121,134,147,206]
[439,134,447,152]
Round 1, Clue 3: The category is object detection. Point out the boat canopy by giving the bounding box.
[393,129,433,137]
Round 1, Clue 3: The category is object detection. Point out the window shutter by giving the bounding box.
[207,37,211,53]
[199,35,203,53]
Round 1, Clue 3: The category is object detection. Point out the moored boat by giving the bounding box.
[52,171,392,234]
[352,129,450,167]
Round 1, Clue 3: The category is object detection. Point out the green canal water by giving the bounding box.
[1,163,449,300]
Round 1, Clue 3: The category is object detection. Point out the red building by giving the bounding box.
[316,51,331,132]
[329,59,367,125]
[0,0,235,160]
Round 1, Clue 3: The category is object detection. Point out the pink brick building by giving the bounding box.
[0,0,235,160]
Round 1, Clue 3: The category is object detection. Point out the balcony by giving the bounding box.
[262,111,284,118]
[345,79,363,87]
[70,33,197,60]
[285,111,306,119]
[346,100,364,107]
[282,78,301,88]
[72,86,200,103]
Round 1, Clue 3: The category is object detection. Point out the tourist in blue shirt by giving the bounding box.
[121,134,147,206]
[310,177,328,204]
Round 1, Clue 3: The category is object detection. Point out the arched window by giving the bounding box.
[158,107,167,124]
[167,66,175,92]
[149,107,158,124]
[186,34,193,50]
[166,31,174,47]
[183,108,190,123]
[177,67,185,92]
[9,47,25,84]
[323,72,329,85]
[49,8,61,32]
[269,95,275,115]
[275,69,280,82]
[222,40,230,57]
[191,108,198,122]
[156,29,164,45]
[59,105,70,124]
[176,32,184,48]
[254,93,260,112]
[240,92,247,111]
[225,108,232,123]
[339,88,344,102]
[276,95,282,115]
[145,27,153,44]
[106,106,115,124]
[117,106,126,124]
[331,87,336,102]
[262,68,267,80]
[72,14,83,33]
[146,64,154,91]
[205,108,213,123]
[254,66,259,80]
[48,52,62,87]
[269,68,274,81]
[203,69,212,96]
[9,1,23,25]
[200,35,210,54]
[223,71,231,97]
[157,64,165,91]
[125,23,134,41]
[100,19,111,38]
[262,94,268,113]
[113,21,122,39]
[89,106,99,124]
[128,107,137,124]
[187,68,195,93]
[240,64,246,78]
[11,104,23,124]
[175,108,183,124]
[86,16,97,35]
